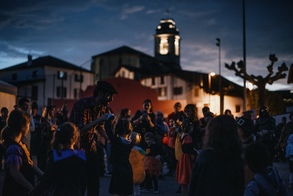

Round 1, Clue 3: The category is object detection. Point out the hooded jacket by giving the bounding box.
[244,166,288,196]
[286,134,293,160]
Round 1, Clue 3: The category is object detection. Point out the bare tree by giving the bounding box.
[225,54,288,107]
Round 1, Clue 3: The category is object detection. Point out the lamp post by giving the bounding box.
[216,38,223,114]
[242,0,247,112]
[209,72,215,107]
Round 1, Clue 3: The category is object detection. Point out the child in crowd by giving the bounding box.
[176,118,196,196]
[245,142,288,195]
[1,110,43,196]
[142,132,162,194]
[30,122,87,196]
[129,132,146,196]
[105,114,134,195]
[286,134,293,189]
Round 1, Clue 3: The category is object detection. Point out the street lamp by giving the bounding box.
[208,72,215,106]
[216,38,223,114]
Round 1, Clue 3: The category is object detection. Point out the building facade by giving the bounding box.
[0,55,94,111]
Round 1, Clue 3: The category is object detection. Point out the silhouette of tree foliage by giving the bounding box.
[225,54,288,107]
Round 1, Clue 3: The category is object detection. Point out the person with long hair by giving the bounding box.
[30,122,87,196]
[189,115,244,196]
[1,110,43,196]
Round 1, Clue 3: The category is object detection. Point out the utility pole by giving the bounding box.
[243,0,247,112]
[216,38,223,114]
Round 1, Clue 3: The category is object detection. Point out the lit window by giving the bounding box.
[160,37,169,55]
[158,87,167,97]
[175,36,179,56]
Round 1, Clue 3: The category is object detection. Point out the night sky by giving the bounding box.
[1,0,292,90]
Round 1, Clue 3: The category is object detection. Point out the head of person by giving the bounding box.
[204,115,242,160]
[244,142,271,173]
[174,102,182,113]
[155,110,164,123]
[53,122,79,150]
[45,105,56,118]
[236,116,254,141]
[13,105,19,110]
[281,116,287,124]
[1,107,9,119]
[31,101,38,114]
[184,104,198,120]
[18,97,30,112]
[202,106,210,116]
[2,110,31,140]
[243,110,253,119]
[93,81,118,106]
[120,108,131,119]
[115,119,132,138]
[130,132,142,145]
[224,109,233,116]
[144,132,155,145]
[142,99,153,113]
[259,106,269,118]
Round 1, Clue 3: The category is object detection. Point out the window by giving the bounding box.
[151,77,156,85]
[32,70,38,78]
[160,76,164,84]
[57,86,67,98]
[32,86,38,100]
[74,88,79,99]
[12,73,17,80]
[57,71,67,80]
[74,73,83,82]
[173,87,183,95]
[159,37,169,55]
[235,105,241,113]
[158,87,167,97]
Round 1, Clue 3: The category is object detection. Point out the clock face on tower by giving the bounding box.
[159,37,169,55]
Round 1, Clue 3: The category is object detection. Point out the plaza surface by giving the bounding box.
[0,158,292,195]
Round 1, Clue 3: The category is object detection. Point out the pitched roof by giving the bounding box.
[92,45,153,59]
[0,55,91,72]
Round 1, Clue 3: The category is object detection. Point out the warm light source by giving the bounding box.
[210,72,216,77]
[247,82,254,91]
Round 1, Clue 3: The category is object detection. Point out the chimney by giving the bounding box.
[27,54,33,66]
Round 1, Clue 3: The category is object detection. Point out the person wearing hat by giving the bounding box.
[69,80,118,196]
[236,116,255,148]
[254,106,276,164]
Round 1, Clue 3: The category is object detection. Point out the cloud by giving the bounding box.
[120,5,144,20]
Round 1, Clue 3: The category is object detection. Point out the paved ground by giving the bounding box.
[0,159,292,195]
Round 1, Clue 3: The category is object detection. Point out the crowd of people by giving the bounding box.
[0,80,292,195]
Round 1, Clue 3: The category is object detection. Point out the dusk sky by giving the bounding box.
[1,0,292,91]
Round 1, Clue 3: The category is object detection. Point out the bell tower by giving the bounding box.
[154,17,181,68]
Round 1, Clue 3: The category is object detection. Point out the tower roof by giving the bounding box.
[156,18,179,35]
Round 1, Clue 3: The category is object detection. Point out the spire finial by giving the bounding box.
[164,8,170,19]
